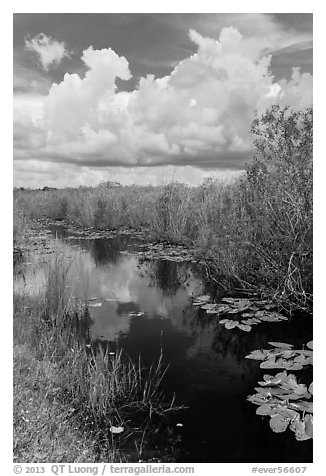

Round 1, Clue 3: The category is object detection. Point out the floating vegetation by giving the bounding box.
[247,342,313,441]
[191,296,288,331]
[245,342,312,371]
[130,242,197,263]
[219,319,251,332]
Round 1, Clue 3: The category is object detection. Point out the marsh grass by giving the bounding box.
[14,107,312,311]
[13,250,181,462]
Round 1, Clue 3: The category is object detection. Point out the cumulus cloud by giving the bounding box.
[25,33,70,71]
[15,27,313,174]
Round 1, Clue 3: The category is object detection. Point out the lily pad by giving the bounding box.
[290,417,311,441]
[200,303,218,311]
[288,401,313,413]
[294,354,312,366]
[225,320,239,329]
[307,341,313,350]
[304,414,313,438]
[247,393,272,405]
[238,324,251,332]
[277,407,299,419]
[269,414,290,433]
[293,384,307,395]
[245,350,270,360]
[268,342,293,350]
[260,358,278,369]
[308,382,313,395]
[286,362,304,371]
[242,312,256,318]
[259,372,288,386]
[256,403,280,416]
[219,319,230,325]
[254,387,290,397]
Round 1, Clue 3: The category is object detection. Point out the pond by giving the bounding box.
[16,225,313,463]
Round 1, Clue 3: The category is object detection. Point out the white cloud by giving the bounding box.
[15,27,313,180]
[25,33,70,71]
[13,160,242,189]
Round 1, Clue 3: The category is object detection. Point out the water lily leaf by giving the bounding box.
[304,414,313,438]
[241,313,256,318]
[245,350,269,360]
[227,308,243,314]
[241,318,260,326]
[193,295,211,306]
[302,350,313,357]
[277,407,299,419]
[109,426,124,434]
[255,311,267,318]
[293,384,307,395]
[309,382,313,395]
[248,305,260,312]
[288,401,313,413]
[269,414,290,433]
[222,298,250,305]
[241,319,252,325]
[279,374,298,390]
[214,305,231,314]
[200,303,218,310]
[274,371,289,380]
[195,295,211,302]
[238,324,252,332]
[219,319,230,325]
[262,373,274,381]
[277,393,306,401]
[290,417,311,441]
[307,341,313,350]
[294,354,311,365]
[281,350,296,360]
[258,315,277,322]
[286,362,304,371]
[269,312,288,321]
[260,358,279,369]
[256,403,280,416]
[259,371,288,386]
[268,342,293,349]
[225,320,239,329]
[254,387,289,397]
[247,394,272,405]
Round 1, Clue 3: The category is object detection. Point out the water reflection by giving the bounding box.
[15,231,313,463]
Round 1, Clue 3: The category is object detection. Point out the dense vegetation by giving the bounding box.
[15,106,312,311]
[14,251,181,462]
[13,106,313,462]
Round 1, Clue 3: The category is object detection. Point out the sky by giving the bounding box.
[13,13,313,188]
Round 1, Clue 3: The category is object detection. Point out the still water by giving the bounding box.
[17,227,313,463]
